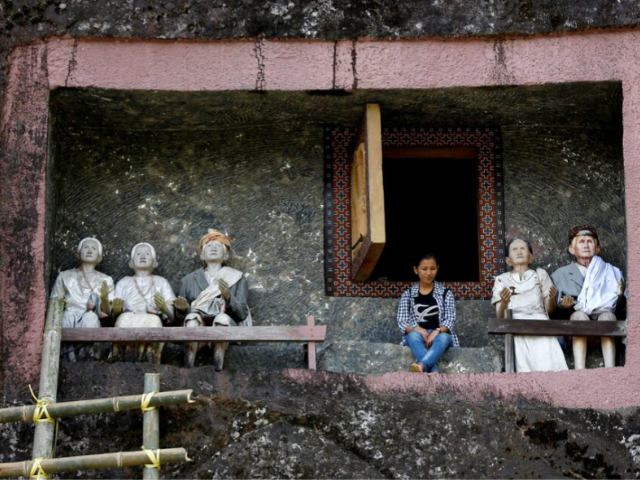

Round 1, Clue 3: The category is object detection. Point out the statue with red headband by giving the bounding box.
[175,229,252,370]
[551,225,626,369]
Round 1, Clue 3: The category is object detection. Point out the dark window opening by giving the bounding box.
[370,148,480,282]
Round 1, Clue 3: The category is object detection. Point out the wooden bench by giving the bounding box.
[487,318,627,372]
[62,316,326,370]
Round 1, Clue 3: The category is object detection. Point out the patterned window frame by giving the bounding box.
[324,126,506,299]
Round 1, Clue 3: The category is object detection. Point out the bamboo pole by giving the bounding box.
[0,390,194,424]
[0,448,190,478]
[31,297,65,459]
[143,373,160,480]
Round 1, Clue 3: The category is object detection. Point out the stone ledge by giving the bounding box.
[318,341,503,375]
[157,339,620,373]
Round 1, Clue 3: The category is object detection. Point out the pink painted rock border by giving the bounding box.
[2,32,639,408]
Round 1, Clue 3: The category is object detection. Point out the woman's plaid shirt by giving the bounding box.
[397,282,459,347]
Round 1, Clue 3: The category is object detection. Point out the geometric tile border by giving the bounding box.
[324,126,505,299]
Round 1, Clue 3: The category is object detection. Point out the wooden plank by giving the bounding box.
[351,103,386,281]
[307,316,316,370]
[383,147,476,159]
[504,310,515,373]
[62,326,327,343]
[351,142,368,258]
[366,103,385,247]
[488,319,626,337]
[505,334,515,373]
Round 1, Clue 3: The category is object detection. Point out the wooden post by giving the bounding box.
[0,448,190,478]
[32,298,65,460]
[143,374,160,480]
[504,309,515,373]
[307,316,316,370]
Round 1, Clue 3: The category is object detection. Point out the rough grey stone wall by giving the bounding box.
[3,363,640,479]
[49,84,625,351]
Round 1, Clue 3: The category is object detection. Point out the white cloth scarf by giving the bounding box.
[576,255,624,315]
[191,266,243,315]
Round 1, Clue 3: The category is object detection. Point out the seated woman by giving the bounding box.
[492,238,568,372]
[397,252,459,373]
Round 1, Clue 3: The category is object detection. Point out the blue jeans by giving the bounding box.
[405,330,453,373]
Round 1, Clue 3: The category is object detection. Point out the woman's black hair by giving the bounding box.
[412,252,438,267]
[505,237,533,256]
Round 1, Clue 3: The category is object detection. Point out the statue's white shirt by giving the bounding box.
[114,275,176,313]
[51,269,114,315]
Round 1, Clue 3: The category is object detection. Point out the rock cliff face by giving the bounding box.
[2,362,640,479]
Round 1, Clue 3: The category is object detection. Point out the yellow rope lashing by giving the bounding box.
[29,385,54,424]
[142,447,161,471]
[140,391,157,412]
[29,458,49,479]
[29,385,60,457]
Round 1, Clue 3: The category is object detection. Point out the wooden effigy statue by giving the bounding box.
[175,229,252,370]
[492,237,568,372]
[51,237,114,361]
[110,243,176,363]
[551,225,625,369]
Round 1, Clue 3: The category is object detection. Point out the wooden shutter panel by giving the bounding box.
[350,104,386,281]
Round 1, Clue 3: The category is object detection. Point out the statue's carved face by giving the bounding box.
[569,235,600,262]
[506,239,532,267]
[132,244,154,270]
[201,240,227,263]
[79,239,100,264]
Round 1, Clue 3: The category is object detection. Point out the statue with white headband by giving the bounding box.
[551,224,626,369]
[50,237,114,361]
[175,229,252,370]
[110,243,176,364]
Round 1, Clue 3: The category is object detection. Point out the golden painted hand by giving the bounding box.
[174,296,189,312]
[154,292,171,317]
[111,298,124,318]
[100,281,110,315]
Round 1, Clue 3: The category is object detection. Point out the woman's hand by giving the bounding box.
[426,329,439,348]
[413,325,429,343]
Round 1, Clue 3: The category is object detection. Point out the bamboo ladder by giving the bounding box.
[0,298,193,479]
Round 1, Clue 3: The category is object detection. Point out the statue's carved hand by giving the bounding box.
[548,285,558,300]
[218,279,231,301]
[618,279,626,297]
[111,298,124,318]
[560,295,575,309]
[499,287,512,305]
[100,281,110,314]
[154,292,171,317]
[174,297,189,312]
